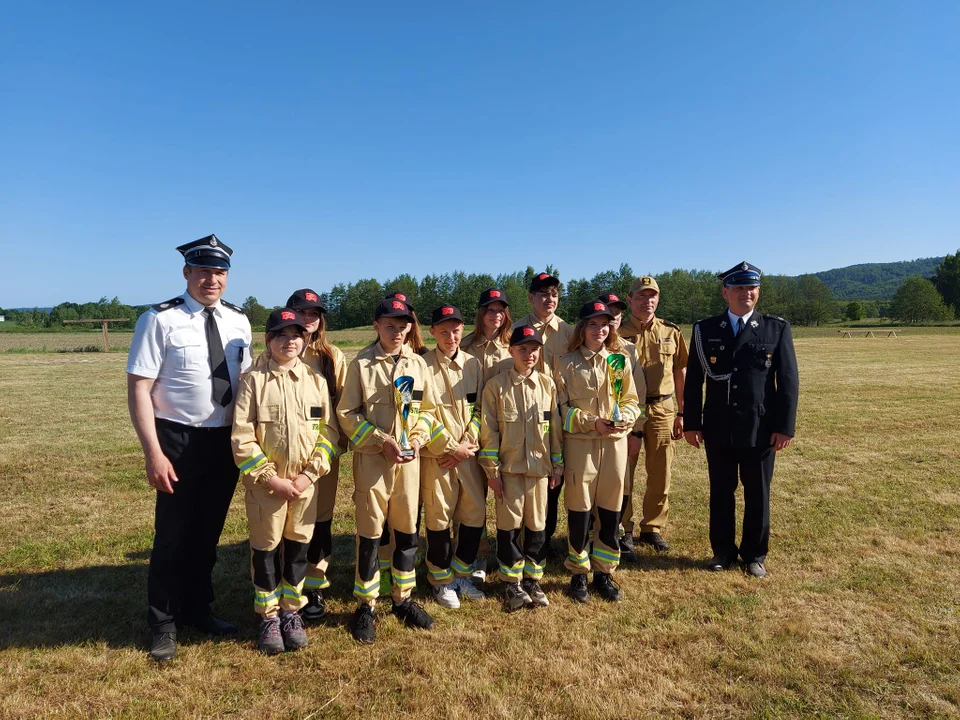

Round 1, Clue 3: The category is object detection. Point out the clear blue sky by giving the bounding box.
[2,1,958,308]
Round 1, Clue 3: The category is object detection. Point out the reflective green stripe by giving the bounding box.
[429,567,453,581]
[568,551,590,568]
[239,453,267,474]
[499,562,523,579]
[281,582,304,600]
[451,557,472,575]
[591,546,620,563]
[469,416,481,433]
[393,570,417,588]
[551,453,562,464]
[379,558,392,570]
[350,420,375,445]
[564,407,578,433]
[353,580,379,599]
[523,561,544,579]
[478,448,499,459]
[303,576,330,590]
[315,436,335,462]
[253,588,281,606]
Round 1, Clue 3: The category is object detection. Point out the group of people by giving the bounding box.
[127,235,799,661]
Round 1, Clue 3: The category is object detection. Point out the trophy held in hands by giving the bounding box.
[394,375,416,458]
[605,353,630,428]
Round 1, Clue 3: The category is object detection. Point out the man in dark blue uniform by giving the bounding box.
[682,262,798,578]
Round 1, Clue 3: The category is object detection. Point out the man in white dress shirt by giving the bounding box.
[127,234,252,662]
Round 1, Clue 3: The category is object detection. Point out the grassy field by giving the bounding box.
[1,332,959,718]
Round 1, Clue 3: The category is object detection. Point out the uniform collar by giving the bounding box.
[578,344,609,362]
[727,309,755,327]
[374,341,412,362]
[528,312,560,332]
[181,291,222,317]
[508,367,538,386]
[433,347,462,369]
[626,314,657,333]
[268,356,304,378]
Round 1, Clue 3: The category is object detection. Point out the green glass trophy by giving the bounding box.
[606,353,629,428]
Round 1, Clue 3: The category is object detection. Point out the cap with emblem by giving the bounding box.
[177,234,233,269]
[529,272,560,293]
[375,298,414,321]
[384,291,415,313]
[286,288,326,313]
[718,261,762,287]
[430,304,464,326]
[265,308,306,334]
[629,276,660,295]
[478,288,509,307]
[596,292,627,312]
[509,324,544,346]
[578,300,614,321]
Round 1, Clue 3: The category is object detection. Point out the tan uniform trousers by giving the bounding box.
[422,456,488,586]
[304,454,339,590]
[353,451,420,606]
[494,472,548,582]
[245,481,317,616]
[563,436,626,575]
[623,396,675,535]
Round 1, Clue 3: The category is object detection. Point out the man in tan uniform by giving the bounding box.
[618,276,688,554]
[511,272,574,560]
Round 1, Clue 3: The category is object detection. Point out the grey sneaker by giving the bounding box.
[279,610,308,651]
[745,562,767,579]
[503,583,533,613]
[454,576,486,601]
[257,616,284,655]
[521,578,549,608]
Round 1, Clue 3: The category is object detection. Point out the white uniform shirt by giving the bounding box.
[127,292,252,427]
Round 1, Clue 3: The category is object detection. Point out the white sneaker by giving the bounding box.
[454,577,486,601]
[433,583,460,609]
[470,559,487,585]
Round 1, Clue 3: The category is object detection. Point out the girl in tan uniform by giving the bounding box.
[555,300,641,603]
[462,287,513,383]
[232,308,340,654]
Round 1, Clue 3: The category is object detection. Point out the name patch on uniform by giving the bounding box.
[412,389,424,401]
[310,406,323,419]
[466,392,477,403]
[542,410,550,421]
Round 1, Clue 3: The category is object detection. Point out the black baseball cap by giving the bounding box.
[265,308,306,334]
[430,304,465,326]
[384,291,415,312]
[596,292,627,312]
[286,288,326,313]
[375,298,414,321]
[578,300,614,321]
[478,288,509,307]
[529,272,560,293]
[509,324,544,346]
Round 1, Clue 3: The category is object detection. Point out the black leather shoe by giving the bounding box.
[591,572,622,602]
[392,599,435,630]
[706,557,734,572]
[619,533,636,560]
[301,589,326,622]
[350,605,376,644]
[568,573,589,604]
[182,611,237,636]
[636,532,670,553]
[149,631,176,662]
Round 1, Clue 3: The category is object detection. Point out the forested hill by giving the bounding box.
[812,257,944,300]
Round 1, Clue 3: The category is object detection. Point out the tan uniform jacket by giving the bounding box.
[479,368,563,479]
[232,357,340,485]
[511,313,574,379]
[556,345,642,439]
[420,348,483,458]
[336,342,440,455]
[462,332,512,384]
[619,316,689,398]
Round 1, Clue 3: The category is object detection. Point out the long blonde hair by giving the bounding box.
[464,305,513,348]
[567,317,625,354]
[308,312,339,399]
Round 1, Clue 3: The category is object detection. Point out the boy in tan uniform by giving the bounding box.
[337,298,442,644]
[618,277,688,554]
[511,272,574,561]
[420,304,488,608]
[479,325,564,612]
[232,308,340,654]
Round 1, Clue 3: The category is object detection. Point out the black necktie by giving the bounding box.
[736,317,745,336]
[204,308,233,407]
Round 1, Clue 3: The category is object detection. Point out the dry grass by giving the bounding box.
[1,333,959,719]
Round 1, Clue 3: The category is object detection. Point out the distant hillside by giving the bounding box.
[812,257,944,301]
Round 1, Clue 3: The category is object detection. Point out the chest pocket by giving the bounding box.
[749,343,772,370]
[659,337,676,358]
[168,330,206,370]
[501,392,519,422]
[259,404,281,423]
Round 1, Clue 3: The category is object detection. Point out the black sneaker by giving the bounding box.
[568,573,589,604]
[257,616,284,655]
[301,589,326,622]
[521,578,549,608]
[349,605,376,644]
[392,599,435,630]
[592,572,622,602]
[619,533,637,560]
[279,610,308,651]
[636,532,670,553]
[148,631,176,662]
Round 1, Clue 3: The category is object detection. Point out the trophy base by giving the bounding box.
[608,419,631,428]
[399,448,416,458]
